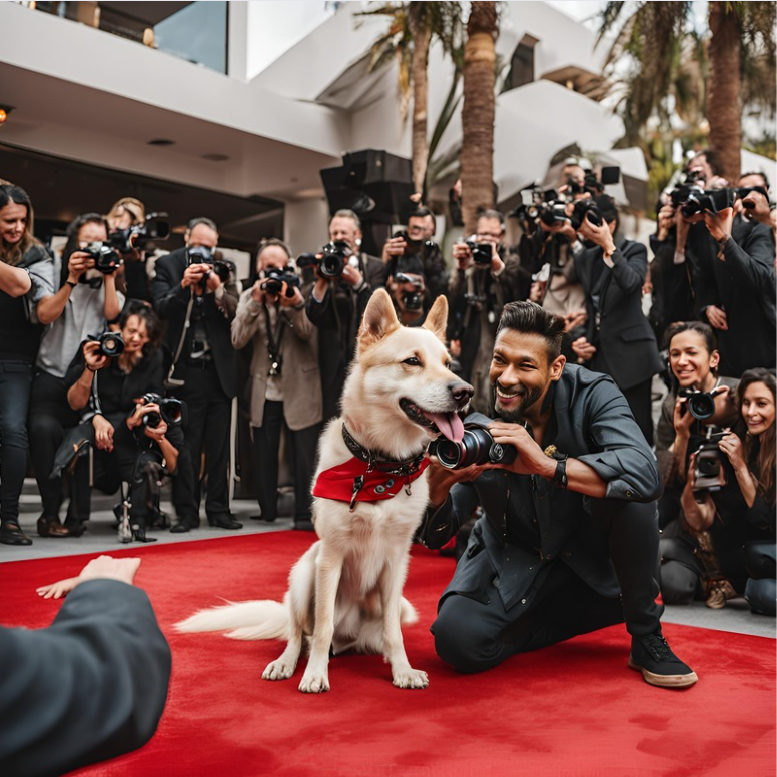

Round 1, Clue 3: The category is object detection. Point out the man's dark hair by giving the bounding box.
[689,149,722,177]
[409,206,434,221]
[739,170,771,191]
[497,301,565,361]
[477,209,505,228]
[256,237,291,261]
[663,320,717,354]
[187,217,218,234]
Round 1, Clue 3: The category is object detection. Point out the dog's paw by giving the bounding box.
[298,671,330,693]
[392,667,429,689]
[262,659,296,681]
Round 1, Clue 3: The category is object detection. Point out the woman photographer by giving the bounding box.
[232,239,321,530]
[0,184,59,546]
[681,369,776,615]
[655,321,739,606]
[29,213,123,538]
[106,196,150,300]
[64,303,181,541]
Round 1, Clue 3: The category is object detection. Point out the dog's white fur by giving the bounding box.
[176,290,466,693]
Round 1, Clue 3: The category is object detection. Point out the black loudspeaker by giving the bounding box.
[320,149,415,228]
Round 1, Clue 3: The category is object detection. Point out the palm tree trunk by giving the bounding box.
[707,2,742,183]
[409,4,431,196]
[461,1,498,235]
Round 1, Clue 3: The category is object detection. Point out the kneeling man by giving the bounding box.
[421,301,696,688]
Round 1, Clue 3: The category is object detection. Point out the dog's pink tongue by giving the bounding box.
[426,412,465,444]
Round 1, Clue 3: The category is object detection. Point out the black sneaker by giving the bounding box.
[629,630,698,688]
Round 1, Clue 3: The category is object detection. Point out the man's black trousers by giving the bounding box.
[432,500,663,674]
[171,362,232,523]
[251,401,320,524]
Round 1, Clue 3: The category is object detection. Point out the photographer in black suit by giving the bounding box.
[693,180,776,376]
[151,218,242,532]
[305,210,384,422]
[570,195,662,445]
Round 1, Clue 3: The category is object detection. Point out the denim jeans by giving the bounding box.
[0,360,33,522]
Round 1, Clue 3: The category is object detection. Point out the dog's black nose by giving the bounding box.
[450,382,474,406]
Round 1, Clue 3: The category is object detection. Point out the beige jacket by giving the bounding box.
[231,288,322,430]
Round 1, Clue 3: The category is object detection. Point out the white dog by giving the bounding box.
[176,289,472,693]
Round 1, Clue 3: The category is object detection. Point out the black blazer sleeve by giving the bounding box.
[151,252,190,319]
[0,580,171,777]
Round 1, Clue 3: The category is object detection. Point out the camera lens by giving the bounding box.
[687,393,716,421]
[435,439,464,469]
[143,411,162,428]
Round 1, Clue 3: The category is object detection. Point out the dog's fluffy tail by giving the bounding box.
[174,600,289,641]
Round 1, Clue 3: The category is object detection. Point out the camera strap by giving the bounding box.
[263,302,285,376]
[165,294,193,389]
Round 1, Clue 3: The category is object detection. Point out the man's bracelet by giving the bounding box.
[66,280,78,289]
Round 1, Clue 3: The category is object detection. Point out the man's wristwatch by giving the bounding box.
[551,455,568,489]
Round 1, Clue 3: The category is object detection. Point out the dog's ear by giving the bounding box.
[358,288,401,350]
[423,295,448,344]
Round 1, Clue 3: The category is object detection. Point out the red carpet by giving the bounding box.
[2,533,775,776]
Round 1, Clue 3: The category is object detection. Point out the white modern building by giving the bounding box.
[2,0,753,260]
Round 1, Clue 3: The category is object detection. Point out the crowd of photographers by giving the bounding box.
[0,152,774,616]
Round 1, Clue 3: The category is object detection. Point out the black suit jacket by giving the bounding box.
[151,248,239,398]
[575,236,662,390]
[421,365,662,609]
[694,216,776,376]
[0,580,171,777]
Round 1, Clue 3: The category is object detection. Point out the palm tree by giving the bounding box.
[361,2,463,195]
[460,1,499,235]
[599,1,776,183]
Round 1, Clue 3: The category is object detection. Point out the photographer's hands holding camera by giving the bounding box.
[126,401,167,441]
[181,263,222,294]
[452,240,504,275]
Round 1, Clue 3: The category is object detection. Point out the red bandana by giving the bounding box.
[313,456,430,510]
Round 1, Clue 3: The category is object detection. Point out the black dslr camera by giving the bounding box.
[186,245,233,283]
[81,242,123,274]
[692,429,728,492]
[465,236,494,266]
[89,331,125,357]
[298,241,353,278]
[678,387,720,421]
[430,412,517,470]
[109,212,170,253]
[569,198,603,230]
[393,272,424,311]
[139,393,184,429]
[737,185,769,210]
[261,267,302,298]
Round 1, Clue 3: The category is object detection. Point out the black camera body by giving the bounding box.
[261,267,302,298]
[465,236,494,266]
[430,412,517,470]
[737,185,769,210]
[678,388,718,421]
[569,199,603,230]
[692,430,728,492]
[394,230,438,259]
[672,175,737,217]
[319,240,353,277]
[81,242,123,274]
[89,331,125,357]
[186,245,232,283]
[110,213,170,253]
[139,393,184,429]
[394,272,424,311]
